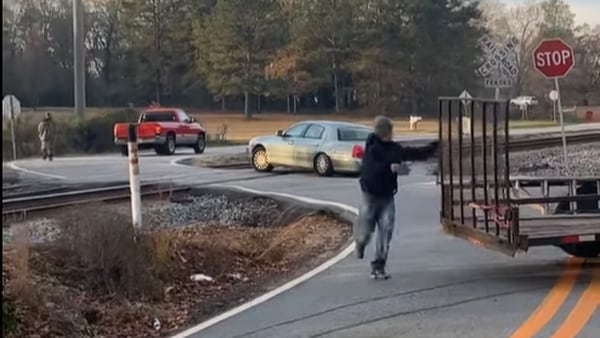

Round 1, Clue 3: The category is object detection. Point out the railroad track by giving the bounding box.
[447,131,599,155]
[2,183,189,220]
[510,131,599,151]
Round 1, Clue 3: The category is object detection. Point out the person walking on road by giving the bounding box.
[38,112,56,161]
[355,116,438,279]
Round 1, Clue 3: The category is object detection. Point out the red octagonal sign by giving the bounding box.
[532,38,575,79]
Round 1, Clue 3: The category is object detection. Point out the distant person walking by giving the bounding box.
[355,116,438,279]
[37,112,55,161]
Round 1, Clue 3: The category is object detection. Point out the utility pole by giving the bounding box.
[73,0,86,119]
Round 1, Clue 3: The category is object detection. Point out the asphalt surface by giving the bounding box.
[7,125,600,338]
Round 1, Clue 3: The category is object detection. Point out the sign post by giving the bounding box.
[532,38,575,173]
[549,90,559,123]
[2,95,22,161]
[477,35,519,100]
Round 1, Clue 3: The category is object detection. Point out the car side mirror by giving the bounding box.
[187,117,196,123]
[276,130,284,137]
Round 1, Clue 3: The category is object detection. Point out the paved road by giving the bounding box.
[7,126,599,338]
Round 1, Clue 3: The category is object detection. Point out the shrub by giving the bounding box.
[56,206,162,300]
[70,109,139,153]
[2,109,138,160]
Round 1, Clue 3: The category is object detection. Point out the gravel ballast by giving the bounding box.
[510,142,600,177]
[143,194,282,229]
[6,193,291,244]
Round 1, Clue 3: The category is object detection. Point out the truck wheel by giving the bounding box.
[559,242,600,258]
[120,146,128,157]
[157,133,176,155]
[193,134,206,154]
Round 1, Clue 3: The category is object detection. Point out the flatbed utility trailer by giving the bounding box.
[437,97,600,257]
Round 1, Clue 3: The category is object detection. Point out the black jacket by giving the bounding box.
[359,133,438,197]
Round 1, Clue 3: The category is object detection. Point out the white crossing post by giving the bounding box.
[128,124,142,229]
[9,97,17,160]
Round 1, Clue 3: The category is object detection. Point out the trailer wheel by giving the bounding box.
[559,242,600,258]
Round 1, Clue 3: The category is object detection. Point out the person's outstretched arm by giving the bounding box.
[394,141,438,162]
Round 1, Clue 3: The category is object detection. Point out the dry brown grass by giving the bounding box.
[6,227,39,310]
[2,204,351,337]
[22,107,438,142]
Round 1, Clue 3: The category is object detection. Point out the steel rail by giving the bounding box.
[2,183,188,218]
[446,131,599,155]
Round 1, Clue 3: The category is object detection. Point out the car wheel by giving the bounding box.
[193,134,206,154]
[314,153,334,176]
[252,146,273,172]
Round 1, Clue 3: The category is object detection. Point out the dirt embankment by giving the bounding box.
[2,190,352,338]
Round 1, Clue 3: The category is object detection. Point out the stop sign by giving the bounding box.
[532,39,575,79]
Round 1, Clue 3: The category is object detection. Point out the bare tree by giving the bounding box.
[481,0,544,96]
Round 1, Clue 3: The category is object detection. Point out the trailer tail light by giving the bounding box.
[352,145,364,158]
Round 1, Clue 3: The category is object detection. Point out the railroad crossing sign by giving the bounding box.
[477,35,519,90]
[532,39,575,79]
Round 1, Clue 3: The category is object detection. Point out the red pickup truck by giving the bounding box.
[113,108,206,156]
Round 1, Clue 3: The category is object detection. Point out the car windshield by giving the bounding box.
[140,112,176,122]
[337,127,371,141]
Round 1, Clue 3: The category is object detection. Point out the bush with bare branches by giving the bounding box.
[54,206,162,300]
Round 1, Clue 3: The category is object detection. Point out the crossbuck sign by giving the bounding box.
[477,35,519,91]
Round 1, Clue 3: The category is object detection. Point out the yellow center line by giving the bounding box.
[550,261,600,338]
[510,257,584,338]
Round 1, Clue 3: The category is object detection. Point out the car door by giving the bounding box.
[176,110,194,144]
[271,123,308,166]
[292,124,326,168]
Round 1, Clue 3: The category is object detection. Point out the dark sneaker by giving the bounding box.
[370,259,390,280]
[48,156,53,161]
[356,242,365,259]
[376,268,391,280]
[370,260,380,278]
[42,155,47,160]
[370,268,390,280]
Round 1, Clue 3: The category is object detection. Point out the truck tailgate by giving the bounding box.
[114,123,158,140]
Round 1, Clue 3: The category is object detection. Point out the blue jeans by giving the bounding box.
[354,192,396,267]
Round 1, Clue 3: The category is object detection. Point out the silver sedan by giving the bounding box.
[247,121,371,176]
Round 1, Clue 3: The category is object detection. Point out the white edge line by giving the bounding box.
[169,157,193,169]
[7,161,67,180]
[169,185,358,338]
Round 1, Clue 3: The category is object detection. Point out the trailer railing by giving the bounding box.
[438,97,600,257]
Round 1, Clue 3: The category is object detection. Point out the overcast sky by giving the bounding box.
[502,0,600,26]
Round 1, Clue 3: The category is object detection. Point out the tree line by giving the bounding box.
[2,0,599,117]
